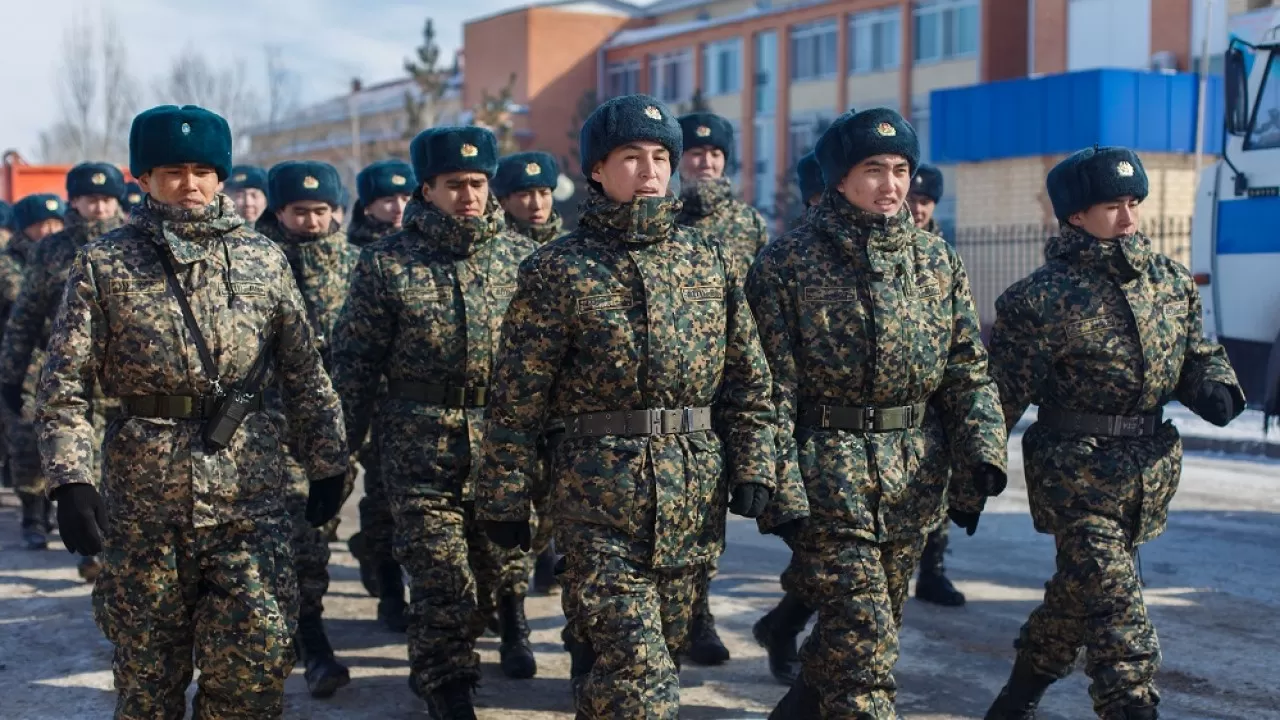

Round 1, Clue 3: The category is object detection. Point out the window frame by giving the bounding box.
[649,49,694,105]
[849,7,902,75]
[790,18,839,82]
[605,60,640,99]
[703,38,744,97]
[912,0,979,65]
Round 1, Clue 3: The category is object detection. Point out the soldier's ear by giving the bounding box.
[137,173,152,194]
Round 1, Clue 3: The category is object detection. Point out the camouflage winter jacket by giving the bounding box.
[678,177,769,280]
[347,213,400,248]
[476,188,784,569]
[35,195,348,528]
[745,192,1007,542]
[0,232,38,347]
[506,210,564,246]
[330,194,539,501]
[990,226,1243,544]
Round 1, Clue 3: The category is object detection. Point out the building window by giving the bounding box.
[649,50,693,104]
[790,19,838,81]
[788,113,834,167]
[850,7,901,74]
[754,117,776,212]
[913,0,978,64]
[755,30,778,115]
[606,61,640,98]
[703,38,743,96]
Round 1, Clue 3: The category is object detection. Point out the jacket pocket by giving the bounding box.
[553,434,651,535]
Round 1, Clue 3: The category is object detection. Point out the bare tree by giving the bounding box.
[403,19,452,136]
[264,45,300,132]
[470,73,520,155]
[677,87,713,116]
[153,50,262,155]
[100,12,139,161]
[61,18,96,160]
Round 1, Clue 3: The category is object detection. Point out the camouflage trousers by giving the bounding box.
[93,518,298,720]
[2,403,42,495]
[356,425,396,562]
[782,532,926,719]
[1015,520,1160,715]
[561,548,701,719]
[392,494,529,696]
[285,455,354,618]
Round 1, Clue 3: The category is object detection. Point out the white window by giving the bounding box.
[649,50,694,104]
[850,7,901,74]
[606,61,640,98]
[790,19,838,81]
[1066,0,1152,72]
[913,0,979,64]
[703,38,743,96]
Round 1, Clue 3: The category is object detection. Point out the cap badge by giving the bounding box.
[91,172,107,185]
[875,122,897,137]
[232,173,247,182]
[1116,161,1135,177]
[180,122,191,135]
[644,106,662,121]
[525,162,542,176]
[460,143,479,158]
[45,199,60,211]
[696,125,711,137]
[391,174,407,186]
[302,176,320,189]
[128,194,142,204]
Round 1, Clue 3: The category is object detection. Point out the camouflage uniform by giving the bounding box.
[677,176,769,279]
[330,193,539,698]
[36,194,348,720]
[477,188,785,718]
[745,195,1007,718]
[988,226,1243,716]
[0,229,42,505]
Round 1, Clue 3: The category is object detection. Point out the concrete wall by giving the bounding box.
[846,70,900,109]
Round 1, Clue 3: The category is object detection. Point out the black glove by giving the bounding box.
[728,482,772,518]
[974,463,1008,498]
[305,474,346,527]
[1191,381,1238,427]
[485,520,532,551]
[52,483,108,555]
[948,507,981,536]
[768,518,806,543]
[1,383,23,415]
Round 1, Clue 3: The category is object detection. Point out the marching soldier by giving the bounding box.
[985,146,1244,720]
[476,94,796,719]
[36,104,348,719]
[907,163,944,236]
[224,164,268,225]
[745,108,1008,718]
[330,126,541,718]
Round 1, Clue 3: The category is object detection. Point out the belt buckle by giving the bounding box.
[863,406,877,430]
[681,407,695,433]
[1112,415,1143,437]
[820,405,831,429]
[471,386,487,407]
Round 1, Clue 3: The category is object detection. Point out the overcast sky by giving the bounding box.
[1,0,659,160]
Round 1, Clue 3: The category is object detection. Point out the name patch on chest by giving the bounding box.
[1067,314,1118,338]
[681,286,724,302]
[107,279,165,296]
[489,284,517,299]
[1163,300,1189,318]
[916,278,942,298]
[577,292,633,313]
[401,285,449,302]
[803,286,858,304]
[225,281,268,297]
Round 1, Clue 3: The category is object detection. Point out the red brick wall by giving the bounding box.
[1033,0,1068,75]
[983,0,1029,81]
[1151,0,1193,71]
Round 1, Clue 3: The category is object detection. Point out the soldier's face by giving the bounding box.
[907,194,936,228]
[367,194,411,227]
[592,142,671,203]
[71,194,120,221]
[679,146,725,183]
[23,219,64,242]
[1070,196,1141,240]
[277,201,334,236]
[424,172,489,218]
[501,187,553,225]
[231,188,267,223]
[140,164,220,209]
[838,154,911,217]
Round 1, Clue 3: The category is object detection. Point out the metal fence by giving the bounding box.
[952,217,1193,329]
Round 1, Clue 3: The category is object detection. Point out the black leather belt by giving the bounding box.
[388,380,488,408]
[1037,407,1163,437]
[797,402,927,432]
[121,395,263,420]
[562,407,713,438]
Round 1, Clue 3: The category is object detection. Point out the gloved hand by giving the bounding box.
[1,383,23,415]
[1191,381,1238,427]
[52,483,108,555]
[305,474,346,527]
[485,520,532,551]
[768,518,806,543]
[728,482,772,518]
[948,507,981,536]
[974,463,1008,498]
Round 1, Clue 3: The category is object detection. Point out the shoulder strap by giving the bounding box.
[156,248,222,394]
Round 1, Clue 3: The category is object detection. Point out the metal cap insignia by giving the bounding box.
[391,174,407,186]
[302,176,320,189]
[460,143,479,158]
[232,173,247,182]
[128,194,142,203]
[644,106,662,121]
[525,162,542,176]
[875,122,897,137]
[696,125,711,137]
[180,122,191,135]
[1116,161,1135,177]
[91,172,107,185]
[45,199,60,211]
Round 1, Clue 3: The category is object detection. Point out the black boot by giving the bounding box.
[19,492,48,550]
[532,546,559,594]
[298,613,350,699]
[377,560,408,632]
[753,591,814,685]
[767,674,821,720]
[427,680,477,720]
[985,659,1056,719]
[687,596,730,666]
[916,527,966,607]
[498,592,537,679]
[347,531,380,597]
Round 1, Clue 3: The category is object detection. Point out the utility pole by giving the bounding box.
[349,77,363,174]
[1194,0,1217,179]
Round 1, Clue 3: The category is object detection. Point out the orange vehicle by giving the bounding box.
[1,150,134,204]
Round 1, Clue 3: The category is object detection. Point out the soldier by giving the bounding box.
[121,182,145,216]
[475,94,795,719]
[256,160,360,698]
[907,163,944,236]
[0,201,17,489]
[1,164,126,584]
[745,108,1008,718]
[344,158,416,632]
[985,146,1244,720]
[1,193,65,548]
[330,125,541,718]
[224,164,268,224]
[491,149,565,594]
[36,104,348,720]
